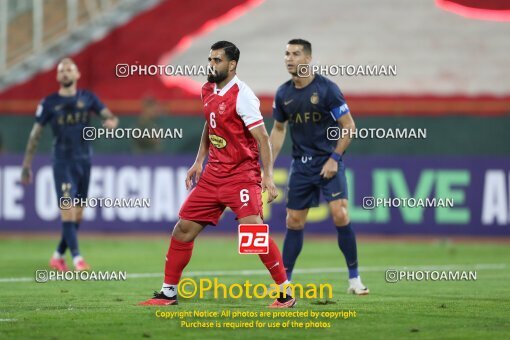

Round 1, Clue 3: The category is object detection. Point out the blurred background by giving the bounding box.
[0,0,509,236]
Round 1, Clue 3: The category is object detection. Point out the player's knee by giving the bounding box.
[286,215,305,230]
[60,209,76,222]
[172,221,190,241]
[238,215,263,224]
[172,220,197,242]
[75,208,84,223]
[332,208,350,226]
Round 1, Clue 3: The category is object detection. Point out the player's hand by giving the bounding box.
[185,162,203,190]
[21,166,32,185]
[262,175,278,204]
[320,158,338,179]
[102,117,118,129]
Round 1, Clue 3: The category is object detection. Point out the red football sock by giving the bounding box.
[259,237,288,285]
[164,237,194,284]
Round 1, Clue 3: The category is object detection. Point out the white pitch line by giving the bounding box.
[128,263,507,279]
[0,263,506,283]
[0,277,33,283]
[0,319,17,322]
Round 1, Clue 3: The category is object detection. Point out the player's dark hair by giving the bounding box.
[210,41,240,63]
[288,38,312,55]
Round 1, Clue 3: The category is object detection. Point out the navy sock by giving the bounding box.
[336,223,359,279]
[282,229,304,280]
[56,234,67,255]
[57,221,81,254]
[62,222,80,257]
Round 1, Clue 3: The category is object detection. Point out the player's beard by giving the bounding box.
[60,79,74,88]
[207,69,228,84]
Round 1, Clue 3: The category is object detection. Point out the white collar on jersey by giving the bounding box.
[213,75,239,96]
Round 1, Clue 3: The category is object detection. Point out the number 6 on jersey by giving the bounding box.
[209,112,216,128]
[240,188,250,203]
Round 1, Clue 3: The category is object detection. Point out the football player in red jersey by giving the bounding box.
[139,41,295,308]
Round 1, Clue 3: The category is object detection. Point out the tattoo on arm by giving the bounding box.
[23,124,43,167]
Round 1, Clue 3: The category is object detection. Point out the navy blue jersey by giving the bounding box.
[35,89,105,160]
[272,74,350,158]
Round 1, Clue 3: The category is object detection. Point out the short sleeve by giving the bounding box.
[236,84,264,130]
[272,88,287,123]
[328,81,350,120]
[88,91,106,114]
[35,99,52,126]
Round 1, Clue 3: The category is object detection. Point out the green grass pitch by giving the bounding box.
[1,235,509,339]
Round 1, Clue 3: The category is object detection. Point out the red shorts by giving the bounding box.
[179,166,263,226]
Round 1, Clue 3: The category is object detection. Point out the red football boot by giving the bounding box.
[138,291,178,306]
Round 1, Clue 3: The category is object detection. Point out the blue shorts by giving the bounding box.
[286,155,348,210]
[53,159,91,200]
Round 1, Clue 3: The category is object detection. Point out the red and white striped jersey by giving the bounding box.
[201,76,264,174]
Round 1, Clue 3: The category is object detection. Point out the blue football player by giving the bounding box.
[21,58,118,272]
[269,39,369,295]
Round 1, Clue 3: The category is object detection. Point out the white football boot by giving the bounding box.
[347,276,370,295]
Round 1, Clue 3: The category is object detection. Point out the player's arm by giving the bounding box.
[238,84,278,203]
[269,90,288,161]
[89,92,118,129]
[186,122,210,190]
[334,112,355,154]
[250,125,278,203]
[269,120,288,161]
[21,123,44,185]
[99,108,119,129]
[321,113,355,179]
[321,81,354,179]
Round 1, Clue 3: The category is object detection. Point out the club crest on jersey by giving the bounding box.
[209,134,227,149]
[218,102,226,115]
[77,100,85,109]
[310,92,319,105]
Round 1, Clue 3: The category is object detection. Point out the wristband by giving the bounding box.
[330,152,342,162]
